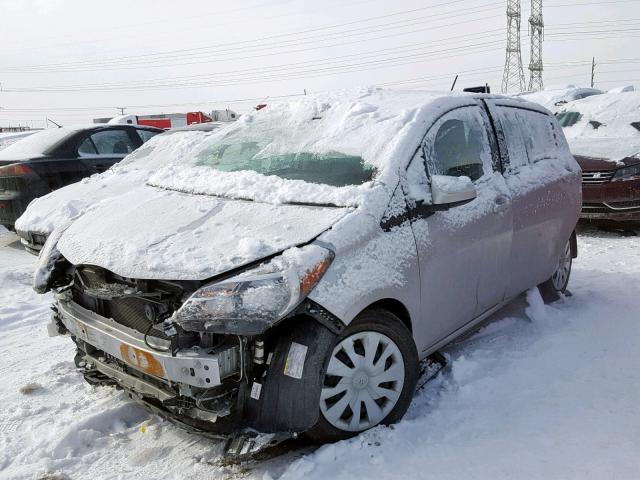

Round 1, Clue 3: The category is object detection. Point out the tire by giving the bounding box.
[538,237,573,303]
[306,308,419,443]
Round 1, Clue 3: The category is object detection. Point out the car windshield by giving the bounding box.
[195,136,375,188]
[556,111,583,128]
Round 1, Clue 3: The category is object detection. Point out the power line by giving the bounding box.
[0,8,504,74]
[1,0,496,72]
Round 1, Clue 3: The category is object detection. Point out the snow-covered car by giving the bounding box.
[0,124,164,237]
[36,89,581,453]
[14,124,222,254]
[517,86,603,112]
[556,91,640,222]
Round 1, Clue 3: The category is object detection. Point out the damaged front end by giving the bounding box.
[39,241,341,456]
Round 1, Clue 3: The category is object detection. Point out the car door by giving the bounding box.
[77,128,138,174]
[484,100,577,297]
[403,103,514,351]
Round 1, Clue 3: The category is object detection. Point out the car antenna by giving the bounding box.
[450,75,459,92]
[46,117,62,128]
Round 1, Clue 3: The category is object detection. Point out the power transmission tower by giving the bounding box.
[502,0,526,93]
[528,0,544,91]
[591,57,596,88]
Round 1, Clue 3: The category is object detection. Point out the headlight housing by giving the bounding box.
[612,163,640,181]
[171,244,334,335]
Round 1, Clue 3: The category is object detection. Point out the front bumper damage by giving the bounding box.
[49,292,339,457]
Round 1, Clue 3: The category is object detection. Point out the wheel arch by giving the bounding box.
[361,298,413,333]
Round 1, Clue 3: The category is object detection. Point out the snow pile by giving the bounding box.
[15,130,212,235]
[558,91,640,161]
[1,227,640,479]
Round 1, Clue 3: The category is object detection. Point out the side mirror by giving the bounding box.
[431,175,477,206]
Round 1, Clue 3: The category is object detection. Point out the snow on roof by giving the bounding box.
[0,127,85,159]
[558,91,640,160]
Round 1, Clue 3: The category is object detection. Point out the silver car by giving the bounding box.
[37,90,581,453]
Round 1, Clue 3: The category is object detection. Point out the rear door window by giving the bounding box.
[498,107,563,173]
[83,130,135,156]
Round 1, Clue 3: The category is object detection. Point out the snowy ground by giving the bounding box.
[0,225,639,480]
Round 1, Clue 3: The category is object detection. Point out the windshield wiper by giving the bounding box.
[283,200,342,208]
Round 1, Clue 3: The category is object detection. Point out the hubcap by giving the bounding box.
[320,331,405,432]
[552,240,572,291]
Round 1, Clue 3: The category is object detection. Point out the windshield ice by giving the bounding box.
[194,128,375,188]
[146,89,452,206]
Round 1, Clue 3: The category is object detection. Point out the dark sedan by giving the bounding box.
[0,124,162,229]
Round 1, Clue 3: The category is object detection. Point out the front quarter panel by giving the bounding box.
[308,185,420,336]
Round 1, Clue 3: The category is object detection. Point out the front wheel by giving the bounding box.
[538,238,573,303]
[306,309,419,443]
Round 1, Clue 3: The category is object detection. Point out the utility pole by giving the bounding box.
[502,0,526,93]
[117,107,126,115]
[591,57,596,88]
[528,0,545,91]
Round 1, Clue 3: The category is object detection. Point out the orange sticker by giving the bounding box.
[119,344,165,378]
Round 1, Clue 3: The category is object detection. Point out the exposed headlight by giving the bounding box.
[171,245,334,335]
[612,163,640,181]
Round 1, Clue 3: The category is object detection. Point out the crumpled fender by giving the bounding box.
[33,222,72,294]
[241,317,337,433]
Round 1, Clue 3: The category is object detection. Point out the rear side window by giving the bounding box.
[89,130,134,155]
[137,129,161,143]
[498,107,562,172]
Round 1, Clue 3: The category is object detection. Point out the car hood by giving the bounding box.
[574,154,640,172]
[56,185,351,281]
[568,137,640,165]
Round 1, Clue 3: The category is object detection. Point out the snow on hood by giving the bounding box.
[15,130,212,235]
[146,88,472,207]
[559,91,640,161]
[56,184,350,280]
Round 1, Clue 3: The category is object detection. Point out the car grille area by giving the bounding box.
[71,266,184,339]
[582,171,615,185]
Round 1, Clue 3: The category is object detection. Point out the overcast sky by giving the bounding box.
[1,0,639,128]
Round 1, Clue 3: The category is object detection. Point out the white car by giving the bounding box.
[36,89,580,455]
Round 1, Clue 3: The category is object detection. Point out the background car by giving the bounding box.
[14,123,222,254]
[556,91,640,223]
[0,131,37,151]
[0,124,162,239]
[517,86,603,112]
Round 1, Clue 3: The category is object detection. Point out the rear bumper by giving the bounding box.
[0,195,28,226]
[15,229,48,255]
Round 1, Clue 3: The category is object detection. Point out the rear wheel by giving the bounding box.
[306,309,419,443]
[538,238,572,303]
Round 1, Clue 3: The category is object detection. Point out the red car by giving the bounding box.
[556,92,640,223]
